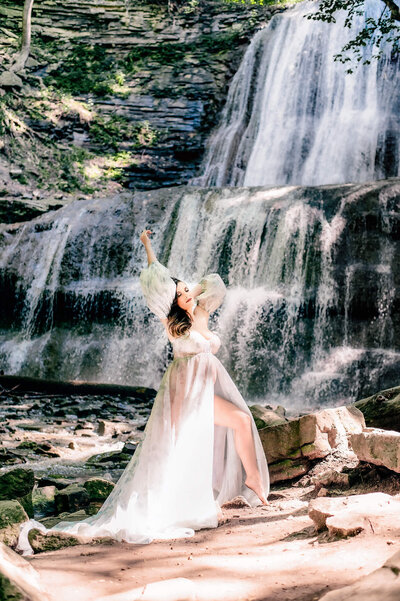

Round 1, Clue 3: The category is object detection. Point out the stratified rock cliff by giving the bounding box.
[0,0,285,209]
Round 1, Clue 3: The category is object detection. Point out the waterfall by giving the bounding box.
[1,181,399,410]
[196,0,400,187]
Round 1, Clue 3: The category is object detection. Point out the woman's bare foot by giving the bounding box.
[245,476,269,505]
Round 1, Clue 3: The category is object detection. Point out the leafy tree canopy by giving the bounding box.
[225,0,400,71]
[305,0,400,71]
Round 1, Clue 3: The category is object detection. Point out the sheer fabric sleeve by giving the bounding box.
[196,273,226,314]
[139,260,176,320]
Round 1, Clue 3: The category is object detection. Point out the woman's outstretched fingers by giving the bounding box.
[140,229,153,244]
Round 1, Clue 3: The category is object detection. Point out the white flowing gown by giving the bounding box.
[18,262,269,553]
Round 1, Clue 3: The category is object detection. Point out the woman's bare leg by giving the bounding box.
[214,394,267,505]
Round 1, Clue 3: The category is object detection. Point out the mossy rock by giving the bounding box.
[38,509,88,529]
[83,478,115,502]
[0,469,34,518]
[54,485,90,515]
[15,442,59,458]
[0,500,28,531]
[354,385,400,432]
[0,500,28,547]
[0,448,25,467]
[268,457,311,484]
[249,404,287,429]
[0,573,26,601]
[28,529,81,554]
[32,486,56,517]
[85,451,132,469]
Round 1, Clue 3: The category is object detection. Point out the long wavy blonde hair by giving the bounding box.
[167,278,193,338]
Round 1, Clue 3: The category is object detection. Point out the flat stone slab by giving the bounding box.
[319,550,400,600]
[309,492,400,537]
[350,428,400,474]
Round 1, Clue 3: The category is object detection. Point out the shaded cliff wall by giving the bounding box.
[0,0,285,204]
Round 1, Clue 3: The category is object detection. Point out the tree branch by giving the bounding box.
[381,0,400,22]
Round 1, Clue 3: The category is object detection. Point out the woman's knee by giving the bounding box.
[214,395,251,430]
[233,410,252,432]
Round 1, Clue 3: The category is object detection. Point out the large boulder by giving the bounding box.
[83,478,115,502]
[319,550,400,600]
[54,484,90,515]
[249,405,287,429]
[0,500,28,547]
[0,542,51,601]
[354,385,400,432]
[0,71,23,88]
[308,492,400,538]
[0,469,35,518]
[32,486,56,517]
[350,428,400,474]
[259,406,365,483]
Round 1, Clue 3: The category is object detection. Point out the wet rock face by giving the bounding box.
[0,181,400,405]
[54,484,90,515]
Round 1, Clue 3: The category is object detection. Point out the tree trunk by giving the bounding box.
[382,0,400,22]
[10,0,35,72]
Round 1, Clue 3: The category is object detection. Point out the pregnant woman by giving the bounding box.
[18,230,269,553]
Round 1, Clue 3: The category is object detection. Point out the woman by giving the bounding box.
[18,230,269,553]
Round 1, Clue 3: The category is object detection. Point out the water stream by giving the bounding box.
[1,182,399,410]
[196,0,400,187]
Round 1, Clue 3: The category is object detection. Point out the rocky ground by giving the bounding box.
[0,378,156,486]
[0,380,400,600]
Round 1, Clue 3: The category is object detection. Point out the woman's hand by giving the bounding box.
[140,229,157,265]
[140,229,153,245]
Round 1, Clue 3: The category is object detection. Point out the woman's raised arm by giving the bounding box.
[139,231,176,322]
[140,229,157,266]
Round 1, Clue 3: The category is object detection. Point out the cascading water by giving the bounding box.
[1,181,400,411]
[196,0,400,187]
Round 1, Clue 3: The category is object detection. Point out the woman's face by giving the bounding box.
[176,281,194,312]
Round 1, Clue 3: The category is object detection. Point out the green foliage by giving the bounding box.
[305,0,400,71]
[223,0,294,4]
[36,145,95,193]
[122,31,243,72]
[44,44,117,96]
[89,115,160,150]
